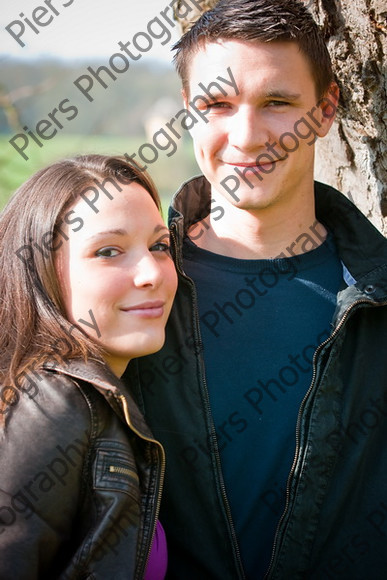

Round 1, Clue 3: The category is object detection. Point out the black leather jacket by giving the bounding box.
[0,358,164,579]
[130,177,387,579]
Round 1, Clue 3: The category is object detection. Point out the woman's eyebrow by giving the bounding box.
[84,228,127,242]
[154,224,170,235]
[85,224,169,242]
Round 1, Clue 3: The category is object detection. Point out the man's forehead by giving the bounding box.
[191,37,299,55]
[187,38,301,70]
[186,38,315,94]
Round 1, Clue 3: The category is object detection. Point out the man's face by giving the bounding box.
[184,39,337,214]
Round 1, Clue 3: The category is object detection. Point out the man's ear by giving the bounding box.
[182,88,189,109]
[316,82,340,137]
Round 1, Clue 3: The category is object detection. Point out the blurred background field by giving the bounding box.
[0,58,200,214]
[0,0,204,215]
[0,133,199,215]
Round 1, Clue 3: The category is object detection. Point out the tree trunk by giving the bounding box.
[310,0,387,234]
[174,0,387,234]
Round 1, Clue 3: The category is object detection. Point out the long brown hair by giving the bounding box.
[0,154,161,414]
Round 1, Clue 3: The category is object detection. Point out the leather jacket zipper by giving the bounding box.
[109,465,140,482]
[265,297,385,578]
[171,224,246,579]
[118,394,166,578]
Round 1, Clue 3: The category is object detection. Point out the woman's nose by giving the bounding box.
[133,254,163,289]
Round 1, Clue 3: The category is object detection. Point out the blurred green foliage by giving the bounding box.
[0,58,201,212]
[0,134,199,212]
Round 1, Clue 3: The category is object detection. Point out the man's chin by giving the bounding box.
[215,181,278,211]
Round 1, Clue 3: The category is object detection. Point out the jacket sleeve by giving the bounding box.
[0,372,92,579]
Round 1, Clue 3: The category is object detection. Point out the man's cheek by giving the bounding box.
[192,137,208,163]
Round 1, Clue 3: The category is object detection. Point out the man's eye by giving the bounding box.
[95,247,120,258]
[151,242,171,253]
[207,101,229,109]
[267,100,289,107]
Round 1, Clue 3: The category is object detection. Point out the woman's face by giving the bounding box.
[56,181,177,377]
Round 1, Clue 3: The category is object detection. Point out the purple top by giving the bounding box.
[144,520,168,580]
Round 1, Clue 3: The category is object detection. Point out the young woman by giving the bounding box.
[0,155,177,579]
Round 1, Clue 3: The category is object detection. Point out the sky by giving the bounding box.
[0,0,181,65]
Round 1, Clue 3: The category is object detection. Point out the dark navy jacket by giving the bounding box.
[131,177,387,579]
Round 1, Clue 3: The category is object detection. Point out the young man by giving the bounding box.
[128,1,387,577]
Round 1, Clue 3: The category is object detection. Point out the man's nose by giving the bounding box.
[227,106,269,151]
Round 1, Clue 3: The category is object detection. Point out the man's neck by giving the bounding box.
[188,193,327,260]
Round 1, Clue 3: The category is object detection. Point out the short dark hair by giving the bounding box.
[174,0,334,98]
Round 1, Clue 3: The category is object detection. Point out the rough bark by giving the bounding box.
[310,0,387,234]
[174,0,218,33]
[174,0,387,234]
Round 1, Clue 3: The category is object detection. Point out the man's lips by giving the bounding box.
[120,301,165,318]
[223,159,283,168]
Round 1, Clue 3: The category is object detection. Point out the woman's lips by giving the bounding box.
[120,301,165,318]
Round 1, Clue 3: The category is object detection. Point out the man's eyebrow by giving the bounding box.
[265,90,302,100]
[204,89,302,103]
[204,91,230,102]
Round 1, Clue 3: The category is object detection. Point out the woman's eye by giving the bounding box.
[151,242,171,253]
[95,247,121,258]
